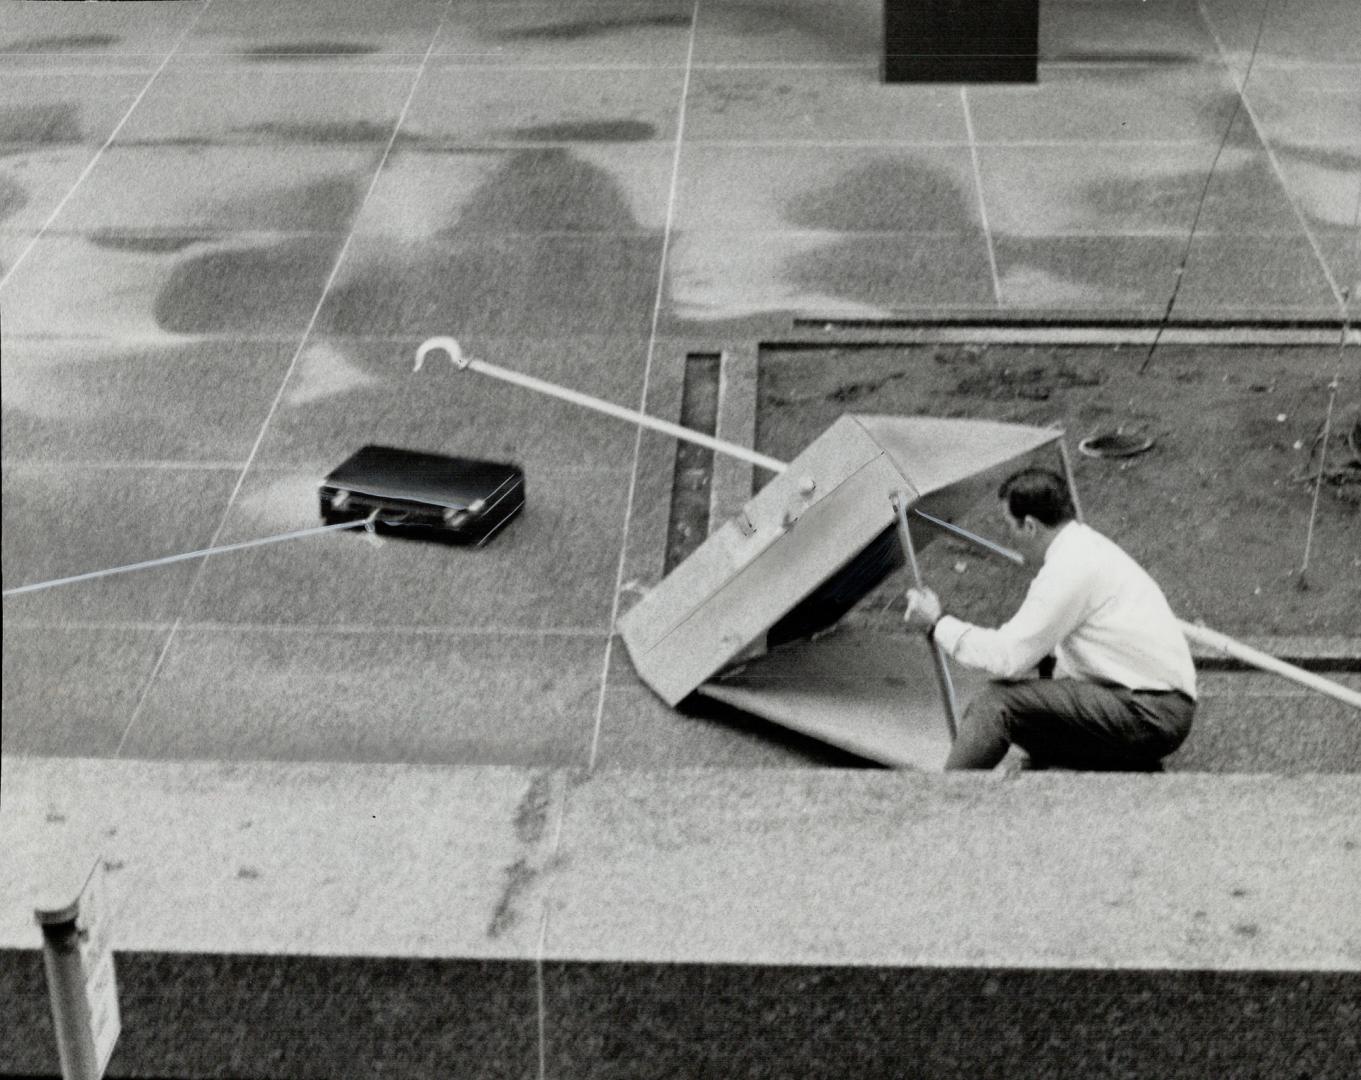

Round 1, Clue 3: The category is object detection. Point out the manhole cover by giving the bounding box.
[1078,431,1156,458]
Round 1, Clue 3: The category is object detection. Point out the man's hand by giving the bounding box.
[903,586,942,633]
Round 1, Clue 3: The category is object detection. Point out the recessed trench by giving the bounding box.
[665,353,720,575]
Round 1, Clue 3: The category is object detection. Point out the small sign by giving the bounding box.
[75,861,121,1077]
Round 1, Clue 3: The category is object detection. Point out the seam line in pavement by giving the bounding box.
[0,0,216,291]
[586,2,702,775]
[962,87,1002,308]
[113,617,180,759]
[109,4,457,760]
[537,777,572,1080]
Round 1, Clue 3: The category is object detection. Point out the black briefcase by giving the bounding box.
[320,445,525,546]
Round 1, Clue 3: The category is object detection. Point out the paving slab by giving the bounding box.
[0,229,344,339]
[178,0,447,62]
[0,0,201,60]
[354,145,675,239]
[978,144,1214,237]
[691,0,881,65]
[403,64,684,145]
[966,64,1242,145]
[1243,61,1361,96]
[0,227,35,277]
[180,464,630,632]
[1318,233,1361,312]
[113,63,417,146]
[51,144,384,234]
[1272,146,1361,233]
[0,145,102,233]
[317,232,665,338]
[663,230,997,328]
[990,234,1181,309]
[0,337,296,464]
[432,2,696,66]
[673,145,982,232]
[1,624,169,757]
[684,65,967,144]
[0,70,150,148]
[1039,0,1218,63]
[978,143,1303,237]
[247,334,649,476]
[125,627,606,768]
[1201,0,1361,65]
[1175,234,1342,312]
[1245,77,1361,150]
[1,463,240,625]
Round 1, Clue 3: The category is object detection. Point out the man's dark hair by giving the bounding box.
[998,468,1076,527]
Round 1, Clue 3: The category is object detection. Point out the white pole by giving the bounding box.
[1178,622,1361,709]
[416,337,1361,712]
[415,337,787,474]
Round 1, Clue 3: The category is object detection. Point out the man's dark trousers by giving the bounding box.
[945,679,1195,770]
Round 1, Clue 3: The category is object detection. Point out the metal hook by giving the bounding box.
[414,336,472,373]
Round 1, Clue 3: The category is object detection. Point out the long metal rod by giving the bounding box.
[911,508,1024,565]
[420,339,1358,710]
[416,337,788,473]
[1056,435,1085,524]
[893,493,960,739]
[1178,622,1361,708]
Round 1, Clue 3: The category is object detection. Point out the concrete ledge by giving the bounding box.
[4,757,1358,966]
[3,756,1358,1075]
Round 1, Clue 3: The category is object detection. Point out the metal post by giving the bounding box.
[36,917,100,1080]
[35,858,120,1080]
[892,492,960,739]
[1056,435,1085,523]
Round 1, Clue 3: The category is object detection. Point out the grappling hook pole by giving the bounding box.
[415,336,788,474]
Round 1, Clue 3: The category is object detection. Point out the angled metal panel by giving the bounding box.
[632,453,910,705]
[850,415,1061,497]
[698,630,992,769]
[620,412,1059,710]
[618,415,886,658]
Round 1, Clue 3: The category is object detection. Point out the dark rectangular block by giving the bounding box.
[321,444,525,547]
[885,0,1038,83]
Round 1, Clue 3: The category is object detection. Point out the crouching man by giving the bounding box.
[904,468,1196,771]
